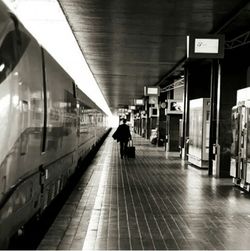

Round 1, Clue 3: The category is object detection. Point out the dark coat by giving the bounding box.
[112,124,131,142]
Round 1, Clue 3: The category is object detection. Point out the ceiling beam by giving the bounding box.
[155,0,250,88]
[225,31,250,49]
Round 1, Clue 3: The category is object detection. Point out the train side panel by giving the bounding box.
[39,50,78,210]
[0,6,44,247]
[77,101,96,160]
[76,87,108,162]
[0,1,109,248]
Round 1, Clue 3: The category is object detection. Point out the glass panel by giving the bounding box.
[231,107,239,157]
[247,108,250,159]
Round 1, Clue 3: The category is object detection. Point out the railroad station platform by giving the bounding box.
[38,130,250,250]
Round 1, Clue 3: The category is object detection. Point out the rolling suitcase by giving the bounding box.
[126,140,135,158]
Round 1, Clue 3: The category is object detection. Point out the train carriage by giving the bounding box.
[0,1,109,248]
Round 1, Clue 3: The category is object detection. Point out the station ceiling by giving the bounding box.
[58,0,250,113]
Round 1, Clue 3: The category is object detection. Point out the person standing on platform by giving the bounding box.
[112,118,131,159]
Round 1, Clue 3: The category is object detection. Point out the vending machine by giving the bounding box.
[230,88,250,190]
[188,98,210,168]
[165,100,183,152]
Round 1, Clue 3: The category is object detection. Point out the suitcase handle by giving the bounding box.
[128,139,133,146]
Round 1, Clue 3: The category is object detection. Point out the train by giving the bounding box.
[0,1,110,248]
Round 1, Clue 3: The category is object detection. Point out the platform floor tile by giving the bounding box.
[38,132,250,250]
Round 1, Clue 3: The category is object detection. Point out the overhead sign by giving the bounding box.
[144,86,160,96]
[129,105,136,110]
[149,96,158,105]
[187,34,224,59]
[166,99,183,114]
[194,38,219,53]
[134,99,144,105]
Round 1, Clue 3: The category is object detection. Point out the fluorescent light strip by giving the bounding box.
[2,0,112,116]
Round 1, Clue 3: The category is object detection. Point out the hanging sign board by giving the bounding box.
[129,105,136,110]
[149,96,158,105]
[166,99,183,114]
[144,86,160,96]
[187,34,225,59]
[134,99,144,106]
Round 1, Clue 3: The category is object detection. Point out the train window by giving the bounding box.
[0,16,30,84]
[72,82,76,98]
[64,90,77,113]
[0,31,16,83]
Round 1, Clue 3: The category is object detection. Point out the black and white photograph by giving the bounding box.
[0,0,250,250]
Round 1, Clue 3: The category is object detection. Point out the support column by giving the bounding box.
[183,65,189,159]
[208,59,220,176]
